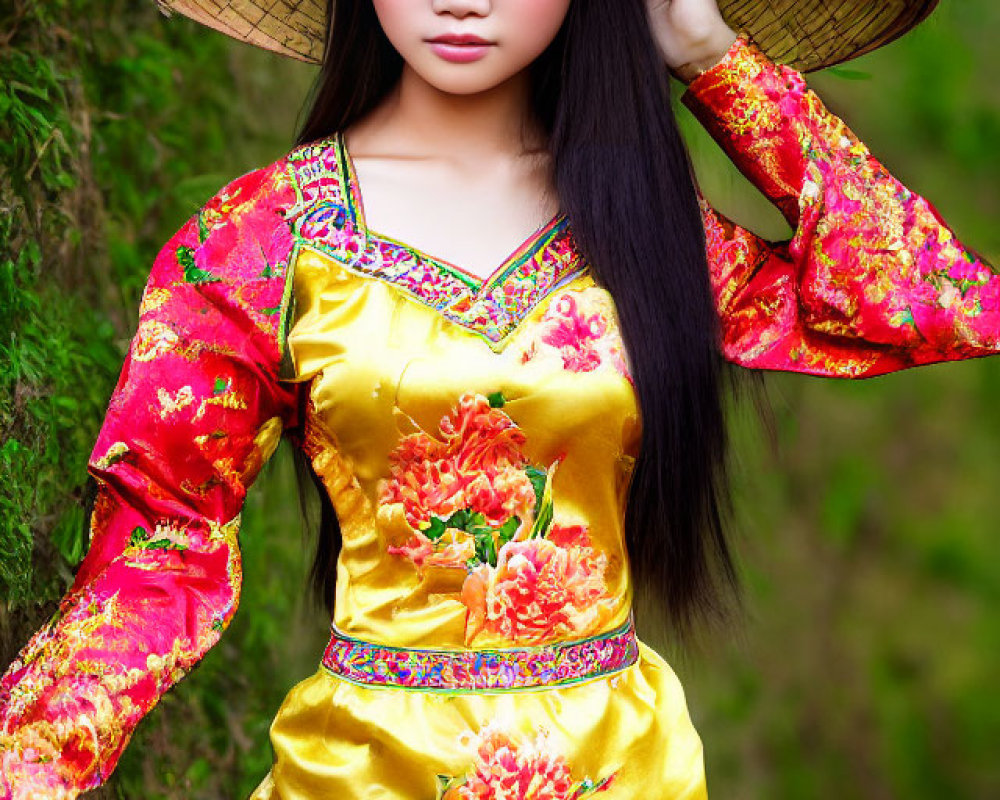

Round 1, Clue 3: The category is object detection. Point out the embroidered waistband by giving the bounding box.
[320,614,639,692]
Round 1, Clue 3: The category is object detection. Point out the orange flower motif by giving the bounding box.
[381,394,536,532]
[439,723,616,800]
[388,531,475,570]
[461,527,617,645]
[381,392,617,645]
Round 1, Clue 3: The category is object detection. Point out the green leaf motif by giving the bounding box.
[425,509,522,568]
[486,390,505,408]
[572,771,617,797]
[526,465,546,509]
[528,460,559,540]
[128,526,149,547]
[127,525,186,551]
[435,774,460,800]
[139,538,187,551]
[472,524,497,566]
[177,244,220,284]
[197,212,209,244]
[496,515,519,545]
[424,516,447,541]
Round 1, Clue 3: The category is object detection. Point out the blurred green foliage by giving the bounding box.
[1,0,998,798]
[1,1,321,796]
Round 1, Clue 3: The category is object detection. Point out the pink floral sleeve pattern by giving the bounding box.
[0,163,300,799]
[683,37,1000,377]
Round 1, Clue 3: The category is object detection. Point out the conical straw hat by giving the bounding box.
[153,0,940,73]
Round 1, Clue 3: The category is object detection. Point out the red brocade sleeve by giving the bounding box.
[0,162,299,798]
[682,37,1000,377]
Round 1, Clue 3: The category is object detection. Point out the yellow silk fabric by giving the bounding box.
[249,642,705,799]
[285,246,639,649]
[250,245,707,797]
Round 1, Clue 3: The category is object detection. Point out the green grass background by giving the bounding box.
[1,1,998,797]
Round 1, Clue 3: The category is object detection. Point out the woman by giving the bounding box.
[1,0,996,797]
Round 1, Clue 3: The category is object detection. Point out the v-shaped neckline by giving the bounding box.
[336,131,568,295]
[285,133,589,352]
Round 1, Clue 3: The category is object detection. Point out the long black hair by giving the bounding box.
[292,0,742,636]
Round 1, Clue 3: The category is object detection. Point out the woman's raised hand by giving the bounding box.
[646,0,738,83]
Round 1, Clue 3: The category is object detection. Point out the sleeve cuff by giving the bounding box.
[679,34,812,223]
[683,35,773,89]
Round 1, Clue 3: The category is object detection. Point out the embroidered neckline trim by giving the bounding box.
[284,133,588,352]
[338,130,569,293]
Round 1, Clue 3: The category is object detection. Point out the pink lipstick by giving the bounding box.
[427,33,493,64]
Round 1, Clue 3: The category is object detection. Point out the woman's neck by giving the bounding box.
[352,63,546,162]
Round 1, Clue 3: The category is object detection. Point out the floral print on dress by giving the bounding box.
[516,288,631,381]
[5,33,999,798]
[436,721,616,800]
[379,392,617,645]
[461,526,617,645]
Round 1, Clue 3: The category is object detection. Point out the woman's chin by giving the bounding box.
[409,59,523,97]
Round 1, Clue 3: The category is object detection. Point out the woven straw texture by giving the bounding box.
[153,0,940,72]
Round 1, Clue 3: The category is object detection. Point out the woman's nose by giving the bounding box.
[431,0,492,19]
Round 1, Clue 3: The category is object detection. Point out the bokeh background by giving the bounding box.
[2,1,998,797]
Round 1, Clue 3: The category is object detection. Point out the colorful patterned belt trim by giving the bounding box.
[320,614,639,692]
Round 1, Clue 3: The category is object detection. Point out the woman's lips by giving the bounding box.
[427,35,494,64]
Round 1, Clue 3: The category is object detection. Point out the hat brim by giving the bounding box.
[154,0,940,73]
[721,0,940,73]
[154,0,327,64]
